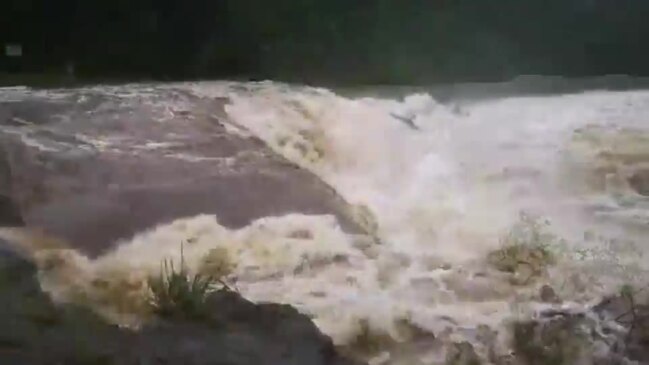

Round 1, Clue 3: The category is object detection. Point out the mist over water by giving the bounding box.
[5,79,649,363]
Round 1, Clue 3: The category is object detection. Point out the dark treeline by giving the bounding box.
[2,0,649,85]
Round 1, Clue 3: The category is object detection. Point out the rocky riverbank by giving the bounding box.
[507,288,649,365]
[0,84,372,364]
[0,238,363,365]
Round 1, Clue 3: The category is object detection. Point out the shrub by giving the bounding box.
[487,212,557,284]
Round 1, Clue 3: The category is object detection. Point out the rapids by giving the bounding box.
[5,81,649,363]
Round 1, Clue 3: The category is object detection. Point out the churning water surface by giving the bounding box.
[6,80,649,363]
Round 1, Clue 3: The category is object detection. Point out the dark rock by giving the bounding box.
[512,314,590,365]
[0,85,365,256]
[0,240,118,364]
[510,293,649,365]
[0,195,23,226]
[446,341,481,365]
[135,290,356,365]
[628,170,649,196]
[0,238,34,279]
[594,293,649,364]
[539,285,560,304]
[0,239,363,365]
[0,150,23,226]
[593,294,634,320]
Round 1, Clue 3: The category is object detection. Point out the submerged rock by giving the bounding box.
[509,290,649,365]
[0,195,23,226]
[0,85,364,256]
[511,313,593,365]
[0,241,363,365]
[446,341,481,365]
[594,292,649,364]
[539,285,561,304]
[628,169,649,196]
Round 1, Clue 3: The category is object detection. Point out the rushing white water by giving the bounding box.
[218,82,649,360]
[8,81,649,363]
[218,82,649,271]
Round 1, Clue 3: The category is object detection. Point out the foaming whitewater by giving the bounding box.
[221,83,649,267]
[219,83,649,359]
[9,82,649,363]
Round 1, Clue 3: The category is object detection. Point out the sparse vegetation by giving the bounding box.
[488,244,553,273]
[147,243,230,320]
[487,212,558,284]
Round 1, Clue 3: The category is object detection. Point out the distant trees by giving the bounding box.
[2,0,649,83]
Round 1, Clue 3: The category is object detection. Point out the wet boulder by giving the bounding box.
[594,291,649,364]
[628,169,649,196]
[0,238,363,365]
[134,290,361,365]
[508,291,649,365]
[0,85,363,256]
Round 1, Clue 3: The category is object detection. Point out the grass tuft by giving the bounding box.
[147,242,228,320]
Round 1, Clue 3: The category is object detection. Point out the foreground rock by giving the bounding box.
[509,290,649,365]
[0,84,362,256]
[0,239,362,365]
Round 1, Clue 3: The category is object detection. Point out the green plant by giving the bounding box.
[487,244,554,273]
[500,213,557,251]
[486,213,559,285]
[147,243,225,320]
[489,214,556,267]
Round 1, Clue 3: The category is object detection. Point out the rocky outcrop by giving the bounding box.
[593,291,649,364]
[509,290,649,365]
[0,239,363,365]
[0,85,363,256]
